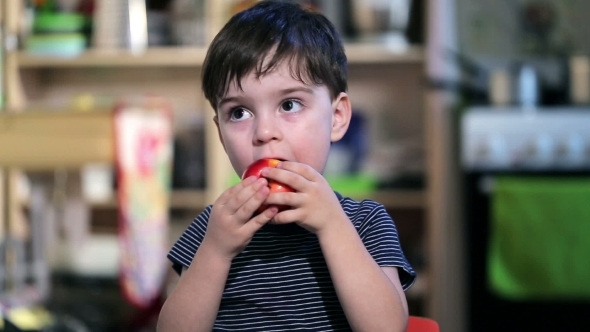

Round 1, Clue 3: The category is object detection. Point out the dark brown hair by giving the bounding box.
[201,0,348,111]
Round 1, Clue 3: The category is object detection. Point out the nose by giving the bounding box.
[253,113,282,145]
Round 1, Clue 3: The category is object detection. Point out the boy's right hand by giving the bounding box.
[200,176,278,260]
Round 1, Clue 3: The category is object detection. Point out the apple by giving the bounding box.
[241,158,293,213]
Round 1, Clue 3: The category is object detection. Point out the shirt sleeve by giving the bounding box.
[357,201,417,291]
[167,205,213,276]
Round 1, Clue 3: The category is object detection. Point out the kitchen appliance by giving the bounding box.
[460,106,590,332]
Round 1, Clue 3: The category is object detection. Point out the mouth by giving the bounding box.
[260,157,287,162]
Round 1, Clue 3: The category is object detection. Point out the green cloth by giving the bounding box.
[488,177,590,300]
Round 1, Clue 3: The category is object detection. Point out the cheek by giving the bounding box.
[220,126,252,174]
[291,132,332,171]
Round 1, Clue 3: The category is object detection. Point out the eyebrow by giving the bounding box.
[278,86,315,96]
[218,86,315,109]
[217,96,241,109]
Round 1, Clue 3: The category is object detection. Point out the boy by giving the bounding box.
[157,1,416,331]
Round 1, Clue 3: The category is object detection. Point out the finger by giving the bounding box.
[234,184,271,221]
[264,191,300,208]
[270,208,301,225]
[218,176,257,204]
[261,167,306,192]
[224,177,267,214]
[242,206,278,234]
[277,161,319,182]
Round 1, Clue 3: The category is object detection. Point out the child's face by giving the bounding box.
[214,61,351,177]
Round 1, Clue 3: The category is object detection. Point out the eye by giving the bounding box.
[229,107,253,122]
[280,99,303,113]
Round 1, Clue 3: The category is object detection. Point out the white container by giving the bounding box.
[81,162,114,203]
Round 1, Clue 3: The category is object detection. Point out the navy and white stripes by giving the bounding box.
[168,194,416,331]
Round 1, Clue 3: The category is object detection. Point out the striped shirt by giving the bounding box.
[168,193,416,331]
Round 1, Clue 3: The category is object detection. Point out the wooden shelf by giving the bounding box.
[168,189,208,209]
[19,189,424,210]
[20,189,208,210]
[173,189,426,210]
[0,110,113,169]
[16,44,424,68]
[88,189,207,210]
[17,47,209,68]
[360,189,426,209]
[345,44,424,64]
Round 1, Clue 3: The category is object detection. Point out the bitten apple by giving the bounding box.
[242,158,293,213]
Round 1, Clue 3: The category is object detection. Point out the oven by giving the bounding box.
[460,107,590,332]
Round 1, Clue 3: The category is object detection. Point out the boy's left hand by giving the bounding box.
[261,161,347,234]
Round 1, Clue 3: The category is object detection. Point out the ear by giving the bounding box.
[330,92,352,142]
[213,114,227,152]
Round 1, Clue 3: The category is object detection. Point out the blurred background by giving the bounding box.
[0,0,589,331]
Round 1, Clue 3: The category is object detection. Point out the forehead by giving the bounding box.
[226,59,314,95]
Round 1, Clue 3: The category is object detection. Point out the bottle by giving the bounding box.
[570,55,590,106]
[518,64,539,111]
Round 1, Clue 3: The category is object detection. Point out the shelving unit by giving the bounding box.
[17,44,424,67]
[5,41,428,211]
[1,0,436,322]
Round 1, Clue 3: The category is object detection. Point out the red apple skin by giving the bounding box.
[242,158,293,213]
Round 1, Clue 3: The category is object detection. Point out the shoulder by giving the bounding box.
[339,195,386,214]
[338,194,391,230]
[338,193,417,289]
